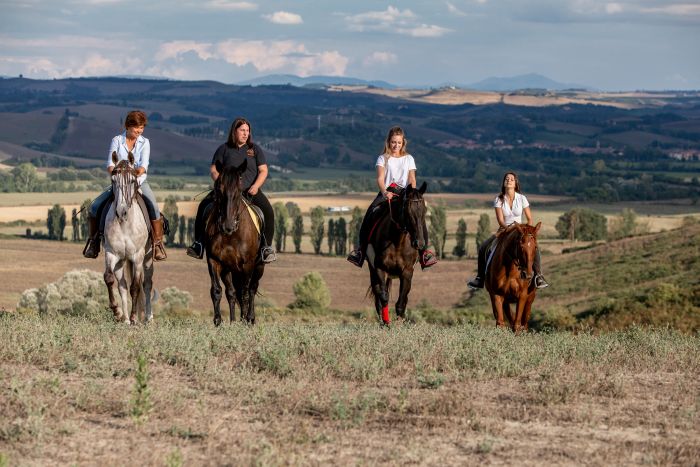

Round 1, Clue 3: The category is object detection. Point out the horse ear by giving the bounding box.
[128,152,134,165]
[237,159,248,173]
[418,181,427,195]
[111,151,118,165]
[534,222,541,235]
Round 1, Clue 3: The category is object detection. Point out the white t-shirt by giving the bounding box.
[494,193,529,225]
[375,154,417,189]
[108,132,150,185]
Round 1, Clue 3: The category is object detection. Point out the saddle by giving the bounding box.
[202,198,263,236]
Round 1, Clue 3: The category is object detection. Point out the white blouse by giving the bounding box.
[494,193,529,225]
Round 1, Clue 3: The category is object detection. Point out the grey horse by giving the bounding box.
[103,151,154,324]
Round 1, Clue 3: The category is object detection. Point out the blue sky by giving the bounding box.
[1,0,698,90]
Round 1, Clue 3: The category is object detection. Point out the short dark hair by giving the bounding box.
[125,110,147,128]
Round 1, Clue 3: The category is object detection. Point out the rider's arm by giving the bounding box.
[248,164,268,196]
[210,163,219,182]
[376,165,392,199]
[408,169,417,189]
[523,206,533,225]
[495,207,508,229]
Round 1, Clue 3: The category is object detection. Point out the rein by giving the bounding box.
[112,164,138,211]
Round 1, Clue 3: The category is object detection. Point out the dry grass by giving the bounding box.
[0,316,698,465]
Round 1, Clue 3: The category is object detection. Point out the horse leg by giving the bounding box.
[130,255,145,325]
[247,267,262,325]
[503,301,515,327]
[395,270,414,320]
[513,296,529,334]
[489,293,506,328]
[143,254,154,323]
[104,254,124,322]
[207,258,224,327]
[521,293,536,332]
[372,268,390,325]
[221,270,236,324]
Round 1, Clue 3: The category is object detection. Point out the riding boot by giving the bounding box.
[151,215,167,261]
[419,248,438,270]
[467,244,487,289]
[82,216,101,259]
[186,241,204,259]
[532,248,549,289]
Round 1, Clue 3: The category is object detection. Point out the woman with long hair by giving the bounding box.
[467,171,549,289]
[186,117,276,263]
[347,126,437,270]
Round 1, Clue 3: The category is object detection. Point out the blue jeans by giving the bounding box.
[90,181,160,220]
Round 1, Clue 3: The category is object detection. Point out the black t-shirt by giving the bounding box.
[211,142,267,191]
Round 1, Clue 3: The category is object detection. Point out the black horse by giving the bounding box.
[366,182,428,325]
[204,160,264,325]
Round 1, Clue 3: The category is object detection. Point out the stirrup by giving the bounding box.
[346,250,364,268]
[534,274,550,289]
[261,246,277,263]
[420,250,438,270]
[186,241,204,259]
[467,276,484,290]
[82,237,100,259]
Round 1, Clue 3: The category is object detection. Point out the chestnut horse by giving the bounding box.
[204,160,264,326]
[366,182,428,325]
[485,222,541,333]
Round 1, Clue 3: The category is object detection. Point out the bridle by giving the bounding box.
[508,230,537,280]
[111,160,139,216]
[216,171,244,234]
[387,189,424,249]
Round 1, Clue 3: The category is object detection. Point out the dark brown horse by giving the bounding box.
[485,222,541,333]
[204,160,264,326]
[366,182,428,325]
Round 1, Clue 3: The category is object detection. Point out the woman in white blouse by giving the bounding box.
[468,172,549,289]
[347,126,437,270]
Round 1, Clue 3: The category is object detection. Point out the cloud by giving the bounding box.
[641,4,700,16]
[446,2,467,16]
[203,0,257,11]
[263,11,303,24]
[157,39,348,77]
[605,3,623,14]
[363,51,398,67]
[345,5,450,37]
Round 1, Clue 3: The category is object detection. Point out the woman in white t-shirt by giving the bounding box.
[347,126,437,269]
[468,171,549,289]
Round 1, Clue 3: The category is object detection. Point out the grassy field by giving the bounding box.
[0,315,698,465]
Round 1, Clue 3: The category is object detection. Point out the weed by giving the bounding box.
[165,448,183,467]
[129,353,152,424]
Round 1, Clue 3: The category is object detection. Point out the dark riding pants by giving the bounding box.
[194,189,274,247]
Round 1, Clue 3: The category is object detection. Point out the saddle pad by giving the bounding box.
[243,198,262,234]
[136,192,152,235]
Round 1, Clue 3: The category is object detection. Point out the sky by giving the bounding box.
[0,0,698,90]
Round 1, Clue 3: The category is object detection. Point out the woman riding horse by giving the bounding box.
[347,126,437,270]
[83,110,167,261]
[468,171,549,290]
[187,117,276,263]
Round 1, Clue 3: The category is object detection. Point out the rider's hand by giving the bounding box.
[248,185,259,196]
[384,191,394,201]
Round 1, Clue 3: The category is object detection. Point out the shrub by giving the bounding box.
[156,287,193,318]
[290,272,331,311]
[17,269,109,319]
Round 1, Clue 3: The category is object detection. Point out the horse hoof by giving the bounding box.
[213,317,222,327]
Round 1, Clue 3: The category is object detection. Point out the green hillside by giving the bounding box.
[451,221,700,333]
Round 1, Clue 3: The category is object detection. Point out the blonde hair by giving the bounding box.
[381,126,407,156]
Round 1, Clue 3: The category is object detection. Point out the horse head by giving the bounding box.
[215,159,247,236]
[514,222,541,281]
[111,151,138,221]
[403,181,428,250]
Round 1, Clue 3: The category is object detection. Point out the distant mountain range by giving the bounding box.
[462,73,591,91]
[236,73,590,92]
[236,74,396,89]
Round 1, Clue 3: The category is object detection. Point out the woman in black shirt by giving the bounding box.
[187,117,276,263]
